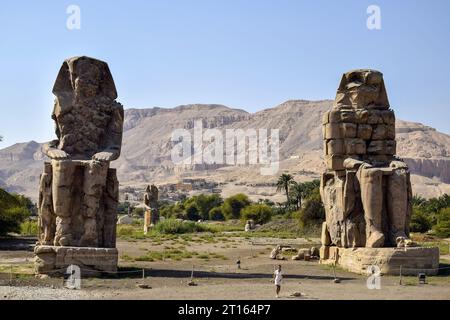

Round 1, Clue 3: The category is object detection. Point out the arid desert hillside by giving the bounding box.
[1,100,450,201]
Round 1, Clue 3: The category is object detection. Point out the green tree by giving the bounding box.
[433,207,450,238]
[290,180,320,210]
[298,189,325,227]
[209,206,225,221]
[0,188,31,235]
[222,194,251,220]
[185,203,201,221]
[410,207,433,233]
[276,174,294,206]
[241,204,272,224]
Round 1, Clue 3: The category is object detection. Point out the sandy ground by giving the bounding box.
[0,236,449,300]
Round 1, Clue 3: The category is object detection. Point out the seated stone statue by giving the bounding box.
[38,56,123,248]
[144,184,159,226]
[320,69,413,248]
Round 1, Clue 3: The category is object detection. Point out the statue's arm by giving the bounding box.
[93,103,124,162]
[42,119,69,160]
[43,141,69,160]
[389,160,408,169]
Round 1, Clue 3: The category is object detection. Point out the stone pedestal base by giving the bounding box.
[320,246,440,275]
[34,245,118,277]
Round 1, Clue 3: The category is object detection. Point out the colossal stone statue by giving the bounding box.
[320,70,439,275]
[35,56,123,275]
[320,69,413,249]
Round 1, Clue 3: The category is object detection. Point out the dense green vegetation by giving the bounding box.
[156,176,325,232]
[411,194,450,237]
[0,188,34,236]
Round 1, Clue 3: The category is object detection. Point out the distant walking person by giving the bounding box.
[273,265,283,298]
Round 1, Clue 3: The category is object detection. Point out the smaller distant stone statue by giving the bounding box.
[143,184,159,233]
[270,245,282,260]
[244,220,255,232]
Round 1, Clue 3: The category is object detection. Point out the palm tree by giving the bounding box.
[276,173,294,206]
[290,180,321,210]
[290,182,304,210]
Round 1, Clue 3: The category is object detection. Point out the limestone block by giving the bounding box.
[310,247,320,257]
[386,140,396,155]
[367,141,385,155]
[323,141,328,155]
[328,110,341,123]
[345,139,366,155]
[329,110,356,123]
[118,215,133,225]
[342,123,357,138]
[372,125,387,140]
[340,110,356,123]
[34,245,118,276]
[326,155,345,170]
[357,124,373,140]
[356,109,369,124]
[322,111,330,125]
[367,110,382,124]
[386,124,396,140]
[365,155,389,164]
[322,247,440,276]
[321,222,331,246]
[381,110,395,125]
[325,123,343,139]
[327,139,344,155]
[319,246,330,260]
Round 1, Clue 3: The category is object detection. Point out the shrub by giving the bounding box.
[209,207,225,221]
[298,191,325,227]
[20,219,38,236]
[185,203,201,221]
[153,219,209,234]
[222,194,251,220]
[0,189,31,236]
[433,207,450,238]
[410,208,432,233]
[241,204,273,224]
[132,207,145,217]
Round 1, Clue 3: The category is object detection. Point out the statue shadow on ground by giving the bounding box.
[107,267,356,281]
[436,263,450,276]
[0,237,36,251]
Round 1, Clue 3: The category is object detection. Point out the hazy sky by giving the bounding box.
[1,0,450,149]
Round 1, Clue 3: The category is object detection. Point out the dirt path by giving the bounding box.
[1,236,449,300]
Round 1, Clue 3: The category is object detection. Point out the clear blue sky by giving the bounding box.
[1,0,450,148]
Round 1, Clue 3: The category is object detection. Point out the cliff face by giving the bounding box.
[404,158,450,183]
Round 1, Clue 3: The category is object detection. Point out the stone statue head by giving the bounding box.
[334,69,389,109]
[52,56,117,103]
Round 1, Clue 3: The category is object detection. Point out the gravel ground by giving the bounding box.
[0,286,94,300]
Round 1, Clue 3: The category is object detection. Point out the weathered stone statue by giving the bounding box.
[320,70,439,275]
[143,184,159,233]
[321,69,412,248]
[35,56,123,275]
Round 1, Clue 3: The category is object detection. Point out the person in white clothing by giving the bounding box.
[273,265,283,298]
